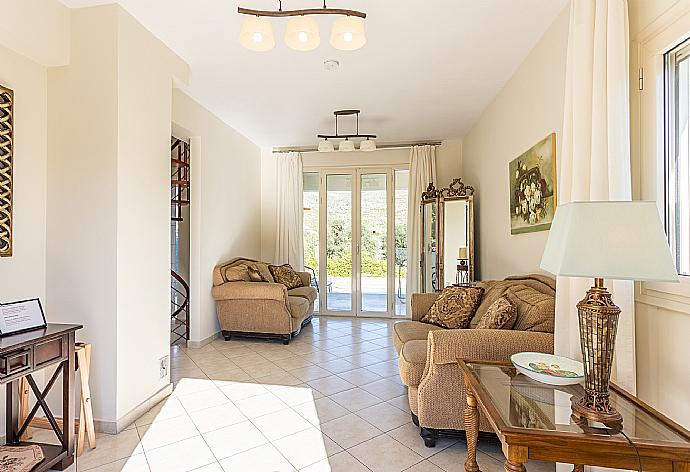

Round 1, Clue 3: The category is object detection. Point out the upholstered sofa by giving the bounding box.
[211,258,317,344]
[393,274,556,446]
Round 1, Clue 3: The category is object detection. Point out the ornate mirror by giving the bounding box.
[420,179,475,292]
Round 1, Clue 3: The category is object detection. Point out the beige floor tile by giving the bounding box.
[79,453,150,472]
[188,402,247,433]
[349,434,424,472]
[190,463,224,472]
[329,387,383,412]
[306,376,355,396]
[299,451,370,472]
[177,387,230,413]
[230,353,270,368]
[272,384,321,406]
[75,429,143,471]
[205,367,253,382]
[252,409,313,441]
[336,367,382,386]
[386,423,457,459]
[364,360,401,378]
[320,413,383,449]
[403,461,446,472]
[361,378,407,401]
[144,436,216,472]
[320,359,355,374]
[273,355,315,370]
[219,443,295,472]
[253,370,303,390]
[427,441,502,472]
[137,415,200,451]
[171,378,218,397]
[356,402,411,432]
[292,397,350,426]
[386,394,411,413]
[234,391,287,418]
[242,361,285,378]
[289,365,333,382]
[299,351,339,363]
[218,380,268,401]
[203,420,268,460]
[134,396,187,427]
[273,428,343,470]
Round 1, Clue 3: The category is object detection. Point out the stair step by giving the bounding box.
[171,199,190,205]
[171,180,190,186]
[171,158,190,167]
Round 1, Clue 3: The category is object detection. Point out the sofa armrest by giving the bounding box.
[426,329,554,365]
[297,271,311,288]
[211,282,288,302]
[411,293,440,321]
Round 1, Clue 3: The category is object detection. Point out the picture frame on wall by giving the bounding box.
[0,83,13,257]
[509,133,557,235]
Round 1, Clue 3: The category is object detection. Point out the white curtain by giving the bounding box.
[407,145,437,311]
[556,0,636,395]
[274,152,304,270]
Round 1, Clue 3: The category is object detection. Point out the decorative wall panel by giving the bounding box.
[0,84,13,257]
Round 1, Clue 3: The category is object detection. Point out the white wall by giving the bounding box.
[172,90,262,346]
[461,7,569,280]
[260,139,463,263]
[0,44,49,436]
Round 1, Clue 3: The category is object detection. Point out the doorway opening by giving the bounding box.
[171,137,190,345]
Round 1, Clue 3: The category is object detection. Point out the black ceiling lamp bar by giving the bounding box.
[318,110,376,140]
[238,1,366,18]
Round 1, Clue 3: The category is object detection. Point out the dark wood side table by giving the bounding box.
[458,359,690,472]
[2,323,82,471]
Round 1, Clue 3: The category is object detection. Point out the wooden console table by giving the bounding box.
[458,359,690,472]
[2,324,82,471]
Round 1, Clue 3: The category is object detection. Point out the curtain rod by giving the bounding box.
[272,141,443,154]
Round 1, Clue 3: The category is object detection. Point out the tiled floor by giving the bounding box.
[46,316,555,472]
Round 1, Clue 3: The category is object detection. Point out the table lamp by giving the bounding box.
[540,201,679,424]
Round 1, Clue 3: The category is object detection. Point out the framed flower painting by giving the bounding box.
[509,133,556,235]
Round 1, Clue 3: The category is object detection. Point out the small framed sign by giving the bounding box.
[0,299,47,336]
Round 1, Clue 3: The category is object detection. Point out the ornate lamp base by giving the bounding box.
[572,278,623,425]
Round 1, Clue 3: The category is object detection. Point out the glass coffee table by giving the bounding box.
[458,360,690,472]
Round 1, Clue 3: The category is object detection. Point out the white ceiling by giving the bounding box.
[59,0,567,147]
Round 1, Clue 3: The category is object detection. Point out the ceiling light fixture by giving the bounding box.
[317,109,377,152]
[238,1,367,52]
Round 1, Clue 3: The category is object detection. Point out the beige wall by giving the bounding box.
[0,44,49,437]
[260,139,463,263]
[172,90,262,345]
[461,6,569,280]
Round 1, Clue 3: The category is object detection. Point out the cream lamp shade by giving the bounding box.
[285,16,320,51]
[540,201,679,282]
[338,139,355,152]
[359,138,376,152]
[330,16,366,51]
[318,139,334,153]
[239,16,275,52]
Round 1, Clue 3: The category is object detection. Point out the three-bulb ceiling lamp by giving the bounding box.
[318,110,376,152]
[239,1,367,52]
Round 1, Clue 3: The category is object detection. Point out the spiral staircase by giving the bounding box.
[171,138,190,345]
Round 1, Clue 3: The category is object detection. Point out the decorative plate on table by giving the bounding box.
[0,445,45,472]
[510,352,584,386]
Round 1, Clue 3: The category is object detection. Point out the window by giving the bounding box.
[664,40,690,276]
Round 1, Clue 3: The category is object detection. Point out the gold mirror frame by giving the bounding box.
[420,179,475,292]
[0,84,13,257]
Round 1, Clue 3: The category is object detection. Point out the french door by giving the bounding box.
[303,167,408,317]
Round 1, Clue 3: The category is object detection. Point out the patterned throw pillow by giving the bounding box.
[268,264,304,290]
[421,286,485,329]
[475,297,517,330]
[247,265,264,282]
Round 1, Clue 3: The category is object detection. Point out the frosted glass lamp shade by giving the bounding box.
[339,139,355,152]
[540,201,679,282]
[359,139,376,152]
[240,16,275,51]
[330,16,366,50]
[318,139,334,152]
[285,16,320,51]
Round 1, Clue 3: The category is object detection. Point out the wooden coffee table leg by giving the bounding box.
[504,459,526,472]
[464,378,481,472]
[504,446,528,472]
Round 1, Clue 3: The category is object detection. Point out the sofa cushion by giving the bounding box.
[475,297,517,330]
[269,264,304,290]
[288,286,317,304]
[255,262,275,283]
[247,265,264,282]
[421,286,484,329]
[288,296,310,320]
[224,264,251,282]
[505,285,555,333]
[398,340,427,387]
[392,321,443,353]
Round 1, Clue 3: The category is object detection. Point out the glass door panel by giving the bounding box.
[359,173,388,314]
[394,170,409,315]
[325,174,353,312]
[303,172,320,312]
